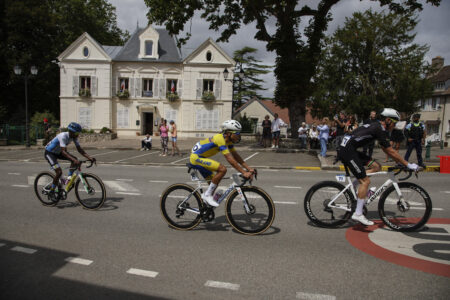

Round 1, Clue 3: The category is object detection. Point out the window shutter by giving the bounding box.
[136,78,141,97]
[112,77,117,97]
[73,76,79,96]
[196,79,202,99]
[177,80,183,98]
[160,79,166,99]
[214,79,221,100]
[130,78,135,97]
[154,79,159,98]
[91,76,97,96]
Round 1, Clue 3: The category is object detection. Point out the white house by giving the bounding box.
[57,25,235,138]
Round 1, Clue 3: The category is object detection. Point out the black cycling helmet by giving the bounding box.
[68,122,82,133]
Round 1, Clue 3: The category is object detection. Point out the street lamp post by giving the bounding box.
[14,65,38,147]
[223,65,245,114]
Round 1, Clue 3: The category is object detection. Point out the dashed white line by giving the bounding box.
[149,180,169,183]
[114,151,159,163]
[442,191,450,194]
[116,192,142,196]
[409,207,444,211]
[274,186,302,189]
[274,201,298,205]
[65,257,93,266]
[204,280,240,291]
[171,157,189,164]
[126,268,158,278]
[11,246,37,254]
[116,178,134,182]
[261,169,279,172]
[92,150,118,157]
[326,171,343,174]
[12,184,29,188]
[8,172,21,175]
[296,292,336,300]
[294,170,312,173]
[244,152,259,161]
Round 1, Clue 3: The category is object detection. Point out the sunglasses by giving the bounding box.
[230,131,241,135]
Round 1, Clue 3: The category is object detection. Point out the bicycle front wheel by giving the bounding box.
[34,172,58,206]
[304,181,354,227]
[160,184,202,230]
[75,173,106,210]
[225,186,275,235]
[378,182,432,232]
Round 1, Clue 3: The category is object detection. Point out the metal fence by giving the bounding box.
[0,124,45,145]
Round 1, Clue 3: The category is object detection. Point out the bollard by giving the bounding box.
[425,141,431,160]
[440,140,444,150]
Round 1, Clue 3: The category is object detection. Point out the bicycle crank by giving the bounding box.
[200,207,215,222]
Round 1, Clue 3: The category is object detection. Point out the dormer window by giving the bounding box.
[83,46,89,58]
[145,41,153,56]
[435,82,445,90]
[206,51,212,62]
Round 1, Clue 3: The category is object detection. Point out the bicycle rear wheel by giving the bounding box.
[160,184,202,230]
[34,172,58,206]
[225,186,275,235]
[75,173,106,210]
[304,181,354,227]
[378,182,432,232]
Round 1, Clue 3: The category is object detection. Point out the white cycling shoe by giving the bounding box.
[351,213,374,226]
[202,193,219,207]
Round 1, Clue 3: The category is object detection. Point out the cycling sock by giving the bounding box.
[205,183,217,196]
[355,198,365,215]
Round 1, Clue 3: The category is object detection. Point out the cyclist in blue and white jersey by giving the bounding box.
[44,122,95,195]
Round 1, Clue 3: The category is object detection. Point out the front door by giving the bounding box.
[143,112,153,135]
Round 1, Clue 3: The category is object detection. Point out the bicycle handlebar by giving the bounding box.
[387,165,420,181]
[79,159,96,169]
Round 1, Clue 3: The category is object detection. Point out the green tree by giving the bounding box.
[309,10,433,119]
[0,0,129,124]
[144,0,440,136]
[232,47,272,110]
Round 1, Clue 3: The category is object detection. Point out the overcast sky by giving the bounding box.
[107,0,449,98]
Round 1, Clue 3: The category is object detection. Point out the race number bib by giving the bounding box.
[340,136,351,147]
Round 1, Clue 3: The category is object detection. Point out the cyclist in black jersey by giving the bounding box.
[337,108,419,226]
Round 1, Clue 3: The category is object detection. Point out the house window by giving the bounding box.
[80,76,91,90]
[145,41,153,56]
[83,46,89,58]
[117,107,129,128]
[432,97,439,110]
[142,79,153,97]
[167,79,177,93]
[203,79,214,92]
[427,124,439,135]
[206,51,212,61]
[119,78,129,92]
[435,82,445,90]
[79,107,91,128]
[195,109,219,130]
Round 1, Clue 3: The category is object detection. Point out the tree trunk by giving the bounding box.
[288,97,306,138]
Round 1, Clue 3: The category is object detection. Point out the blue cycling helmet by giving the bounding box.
[68,122,82,133]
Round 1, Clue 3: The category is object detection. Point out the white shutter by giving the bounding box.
[73,76,79,96]
[91,76,97,96]
[117,107,129,128]
[79,107,91,128]
[214,79,221,100]
[160,79,166,99]
[112,77,117,97]
[136,78,141,97]
[165,109,177,123]
[196,79,202,99]
[177,80,183,98]
[153,79,159,98]
[130,78,135,97]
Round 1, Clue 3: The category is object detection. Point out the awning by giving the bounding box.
[136,104,156,111]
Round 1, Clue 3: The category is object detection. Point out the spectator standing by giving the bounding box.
[404,113,426,168]
[159,119,169,156]
[271,113,286,149]
[345,114,358,134]
[362,111,378,157]
[141,134,152,151]
[334,111,347,151]
[169,120,181,156]
[298,122,308,149]
[317,117,330,157]
[308,124,319,149]
[261,115,272,148]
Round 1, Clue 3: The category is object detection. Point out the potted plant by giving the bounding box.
[202,91,215,102]
[166,91,179,102]
[79,88,91,97]
[117,89,130,99]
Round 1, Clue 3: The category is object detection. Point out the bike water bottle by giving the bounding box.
[65,174,76,192]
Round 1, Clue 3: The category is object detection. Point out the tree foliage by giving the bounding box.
[0,0,129,124]
[232,47,272,110]
[144,0,440,136]
[309,10,433,119]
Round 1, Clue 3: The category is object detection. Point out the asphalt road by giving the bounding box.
[0,159,449,299]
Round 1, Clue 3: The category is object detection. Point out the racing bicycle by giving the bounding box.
[304,165,432,231]
[34,160,106,210]
[160,164,275,235]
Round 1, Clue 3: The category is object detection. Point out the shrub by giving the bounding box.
[201,91,216,102]
[117,89,130,99]
[166,92,179,102]
[100,127,112,134]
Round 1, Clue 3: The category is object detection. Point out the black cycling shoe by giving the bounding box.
[48,190,58,203]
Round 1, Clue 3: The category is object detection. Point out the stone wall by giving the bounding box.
[77,133,117,143]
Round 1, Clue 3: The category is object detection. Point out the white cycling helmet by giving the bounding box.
[380,108,400,121]
[221,120,242,132]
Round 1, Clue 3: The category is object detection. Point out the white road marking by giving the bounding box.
[409,207,444,211]
[104,181,139,192]
[116,179,134,182]
[12,184,29,188]
[442,191,450,194]
[261,169,279,172]
[149,180,169,183]
[244,152,259,161]
[28,176,36,185]
[116,192,142,196]
[126,268,158,278]
[11,246,37,254]
[294,170,312,173]
[296,292,336,300]
[92,150,118,157]
[274,201,297,205]
[114,151,159,163]
[8,172,21,175]
[65,257,93,266]
[171,157,189,164]
[326,171,342,173]
[204,280,240,291]
[274,186,302,189]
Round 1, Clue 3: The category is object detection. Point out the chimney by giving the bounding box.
[432,56,444,71]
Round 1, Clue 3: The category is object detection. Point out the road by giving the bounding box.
[0,154,449,299]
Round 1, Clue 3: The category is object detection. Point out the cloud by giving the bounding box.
[107,0,449,98]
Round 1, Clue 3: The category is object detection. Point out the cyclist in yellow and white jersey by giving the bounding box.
[190,120,255,207]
